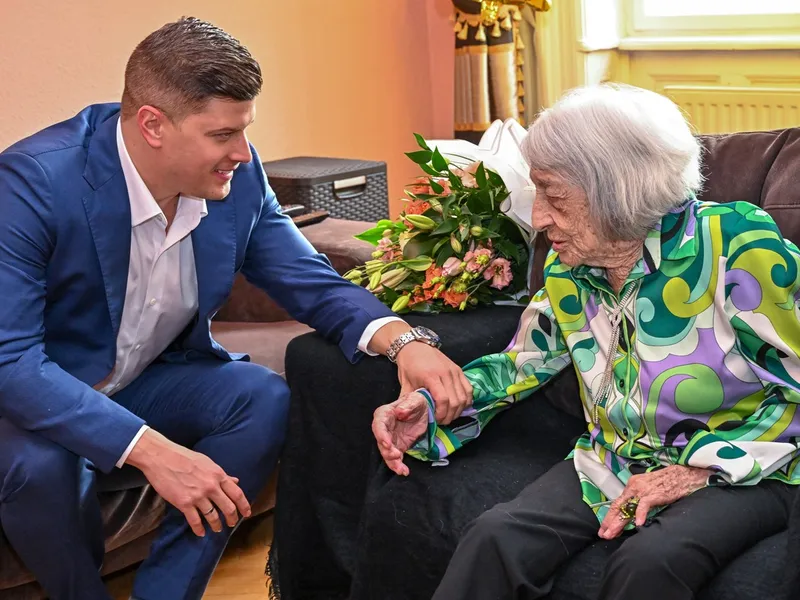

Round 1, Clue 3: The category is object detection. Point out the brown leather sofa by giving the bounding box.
[0,217,375,599]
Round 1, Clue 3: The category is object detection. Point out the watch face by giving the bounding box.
[415,326,440,344]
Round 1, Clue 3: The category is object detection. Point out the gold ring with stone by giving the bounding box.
[618,497,639,520]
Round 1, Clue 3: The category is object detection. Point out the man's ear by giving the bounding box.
[137,105,169,149]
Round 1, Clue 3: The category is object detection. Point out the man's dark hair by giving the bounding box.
[121,16,262,120]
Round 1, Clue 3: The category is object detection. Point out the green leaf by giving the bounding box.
[420,163,443,177]
[429,179,444,194]
[431,218,459,236]
[381,287,399,304]
[406,150,432,165]
[393,280,419,292]
[487,170,505,188]
[496,239,521,263]
[410,302,434,314]
[354,226,388,246]
[431,237,450,256]
[403,236,438,259]
[476,162,488,188]
[466,190,491,214]
[439,195,456,215]
[421,208,444,223]
[436,244,455,266]
[448,170,462,189]
[413,133,432,152]
[431,147,448,172]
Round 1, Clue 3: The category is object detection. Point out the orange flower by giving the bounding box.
[402,199,432,229]
[422,266,443,290]
[433,178,453,196]
[407,177,433,196]
[407,176,452,197]
[442,288,468,308]
[405,200,432,215]
[408,286,427,307]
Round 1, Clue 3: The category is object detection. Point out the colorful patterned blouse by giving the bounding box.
[409,199,800,524]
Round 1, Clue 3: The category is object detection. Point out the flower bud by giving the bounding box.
[380,268,410,288]
[402,256,434,272]
[391,295,411,312]
[450,235,462,253]
[459,301,467,310]
[368,270,382,291]
[470,226,483,237]
[405,214,437,230]
[343,269,360,282]
[371,250,385,259]
[382,228,393,237]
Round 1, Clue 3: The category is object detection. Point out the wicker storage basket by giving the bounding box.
[263,156,389,221]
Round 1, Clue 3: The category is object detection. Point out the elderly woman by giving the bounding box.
[371,83,800,600]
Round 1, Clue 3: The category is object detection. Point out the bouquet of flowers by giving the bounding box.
[343,134,531,314]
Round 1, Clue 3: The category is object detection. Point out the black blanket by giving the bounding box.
[269,306,797,600]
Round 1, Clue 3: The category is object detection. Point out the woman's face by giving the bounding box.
[529,169,605,267]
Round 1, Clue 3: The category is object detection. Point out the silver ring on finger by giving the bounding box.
[202,506,216,516]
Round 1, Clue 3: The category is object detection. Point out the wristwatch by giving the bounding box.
[386,326,442,363]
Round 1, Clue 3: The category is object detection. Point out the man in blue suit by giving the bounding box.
[0,17,473,600]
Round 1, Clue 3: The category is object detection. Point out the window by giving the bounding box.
[627,0,800,36]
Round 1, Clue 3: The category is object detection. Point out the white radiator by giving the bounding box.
[663,85,800,134]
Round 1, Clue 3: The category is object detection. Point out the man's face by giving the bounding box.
[160,98,256,200]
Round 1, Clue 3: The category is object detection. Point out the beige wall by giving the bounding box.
[0,0,455,216]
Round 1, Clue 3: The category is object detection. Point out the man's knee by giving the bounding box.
[222,362,290,441]
[0,424,81,502]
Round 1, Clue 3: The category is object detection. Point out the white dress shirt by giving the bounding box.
[109,119,402,467]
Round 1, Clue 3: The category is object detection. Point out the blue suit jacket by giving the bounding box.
[0,103,394,472]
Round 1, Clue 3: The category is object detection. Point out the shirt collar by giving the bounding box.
[569,196,700,291]
[116,118,208,227]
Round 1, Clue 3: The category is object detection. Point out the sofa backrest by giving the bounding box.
[529,127,800,292]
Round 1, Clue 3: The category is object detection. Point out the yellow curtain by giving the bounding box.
[452,0,550,141]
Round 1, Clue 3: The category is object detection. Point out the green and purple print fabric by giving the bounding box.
[408,199,800,523]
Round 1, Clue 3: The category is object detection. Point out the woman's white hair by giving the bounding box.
[522,83,702,240]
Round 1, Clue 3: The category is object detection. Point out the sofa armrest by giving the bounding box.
[215,218,377,323]
[285,304,582,418]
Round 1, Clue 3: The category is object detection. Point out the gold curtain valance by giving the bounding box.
[464,0,550,30]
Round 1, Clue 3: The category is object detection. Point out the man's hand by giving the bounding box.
[369,321,473,424]
[598,464,712,540]
[372,392,429,476]
[126,429,251,537]
[396,342,472,424]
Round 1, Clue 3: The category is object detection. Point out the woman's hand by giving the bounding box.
[598,464,712,540]
[371,392,430,476]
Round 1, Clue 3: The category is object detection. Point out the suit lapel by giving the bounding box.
[80,110,238,336]
[81,115,131,337]
[191,196,237,318]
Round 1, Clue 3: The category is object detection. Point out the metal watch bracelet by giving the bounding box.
[385,327,440,363]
